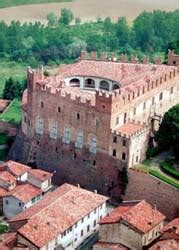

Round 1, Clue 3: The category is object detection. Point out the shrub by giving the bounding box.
[146,146,161,158]
[160,159,179,179]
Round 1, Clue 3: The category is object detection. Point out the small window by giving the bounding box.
[170,87,174,94]
[81,218,84,223]
[40,101,44,108]
[152,97,155,105]
[87,225,90,232]
[136,156,139,163]
[113,136,117,143]
[123,140,126,147]
[102,105,105,109]
[5,200,9,205]
[64,231,66,236]
[19,202,22,207]
[81,230,83,237]
[28,119,31,126]
[173,61,176,65]
[73,153,76,159]
[93,220,96,227]
[124,113,127,124]
[24,116,27,123]
[113,149,116,157]
[77,113,80,120]
[88,213,90,219]
[100,215,102,220]
[143,102,146,110]
[93,160,96,166]
[58,107,61,112]
[133,107,136,115]
[116,117,119,125]
[159,92,163,101]
[122,152,126,160]
[95,119,99,128]
[94,208,97,214]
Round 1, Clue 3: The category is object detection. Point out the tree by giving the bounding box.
[3,78,26,100]
[75,17,81,25]
[59,8,74,25]
[47,12,58,28]
[116,17,130,46]
[155,104,179,160]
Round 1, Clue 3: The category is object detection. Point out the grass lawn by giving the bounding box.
[0,62,26,98]
[0,0,71,8]
[0,99,21,125]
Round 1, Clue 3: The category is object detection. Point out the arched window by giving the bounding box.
[77,113,80,120]
[69,78,80,87]
[100,80,109,91]
[113,84,119,90]
[85,78,95,88]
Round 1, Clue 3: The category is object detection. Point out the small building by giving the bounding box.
[0,160,53,218]
[149,217,179,249]
[94,200,165,250]
[9,183,108,250]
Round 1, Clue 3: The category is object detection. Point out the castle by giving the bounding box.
[10,51,179,198]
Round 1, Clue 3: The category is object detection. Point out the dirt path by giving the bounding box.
[0,0,178,24]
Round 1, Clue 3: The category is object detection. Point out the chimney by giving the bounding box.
[94,189,98,194]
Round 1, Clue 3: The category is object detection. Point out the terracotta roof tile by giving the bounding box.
[29,169,53,181]
[94,242,129,250]
[6,184,42,203]
[121,200,165,233]
[99,206,131,224]
[10,183,108,248]
[0,171,16,185]
[7,161,31,177]
[149,239,179,250]
[115,123,144,136]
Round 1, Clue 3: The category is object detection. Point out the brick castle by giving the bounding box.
[9,51,179,198]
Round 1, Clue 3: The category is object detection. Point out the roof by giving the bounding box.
[94,242,129,250]
[58,60,176,87]
[0,171,16,185]
[6,184,42,203]
[0,187,8,197]
[0,232,17,250]
[10,183,108,248]
[149,239,179,250]
[29,169,53,181]
[99,206,131,224]
[121,200,165,233]
[7,161,31,177]
[163,218,179,233]
[115,123,144,136]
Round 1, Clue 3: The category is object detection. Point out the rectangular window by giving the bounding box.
[170,87,174,94]
[116,117,119,125]
[75,222,78,228]
[75,131,83,149]
[159,92,163,101]
[87,225,90,232]
[122,153,126,160]
[81,230,83,237]
[89,138,97,154]
[123,140,126,147]
[143,102,146,110]
[62,127,71,144]
[88,213,90,219]
[93,220,96,227]
[5,200,9,205]
[94,208,97,214]
[81,218,84,223]
[113,136,117,143]
[50,122,58,140]
[133,107,136,115]
[36,118,44,135]
[113,149,116,157]
[152,97,155,105]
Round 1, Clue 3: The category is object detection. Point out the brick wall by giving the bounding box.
[123,169,179,220]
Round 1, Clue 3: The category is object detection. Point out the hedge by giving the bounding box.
[149,169,179,189]
[160,161,179,180]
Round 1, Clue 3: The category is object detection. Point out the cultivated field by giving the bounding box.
[0,0,178,24]
[0,0,71,8]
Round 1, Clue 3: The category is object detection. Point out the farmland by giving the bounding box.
[0,0,178,24]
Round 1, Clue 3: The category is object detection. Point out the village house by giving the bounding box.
[0,160,53,218]
[149,217,179,249]
[6,183,108,250]
[93,200,165,250]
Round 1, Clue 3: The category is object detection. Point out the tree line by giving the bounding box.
[0,8,178,67]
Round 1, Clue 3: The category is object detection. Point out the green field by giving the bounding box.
[0,99,21,125]
[0,62,26,98]
[0,0,71,8]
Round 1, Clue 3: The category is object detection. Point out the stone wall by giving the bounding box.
[123,169,179,220]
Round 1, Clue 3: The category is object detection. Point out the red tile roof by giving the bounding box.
[10,183,108,248]
[29,169,53,181]
[0,232,17,250]
[0,171,16,185]
[116,123,144,136]
[121,200,165,233]
[58,60,176,88]
[163,218,179,233]
[7,161,31,177]
[149,239,179,250]
[94,242,128,250]
[6,184,42,203]
[0,187,8,197]
[99,206,131,224]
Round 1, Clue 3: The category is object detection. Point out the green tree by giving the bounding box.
[59,8,74,25]
[155,104,179,160]
[47,12,58,28]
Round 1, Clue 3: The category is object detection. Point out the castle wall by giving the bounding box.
[123,169,179,220]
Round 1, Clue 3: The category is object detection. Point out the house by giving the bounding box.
[8,183,108,250]
[0,161,53,218]
[93,200,165,250]
[149,217,179,249]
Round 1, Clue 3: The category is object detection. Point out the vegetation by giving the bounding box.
[0,9,177,66]
[0,0,71,8]
[156,105,179,160]
[149,169,179,189]
[0,99,21,124]
[3,77,26,100]
[0,133,8,145]
[160,159,179,180]
[0,223,8,234]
